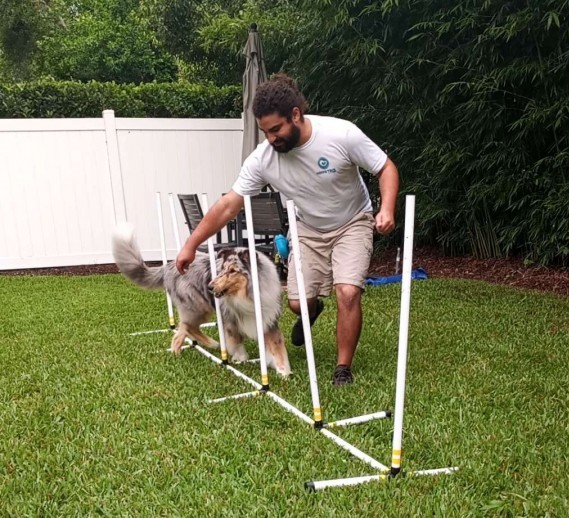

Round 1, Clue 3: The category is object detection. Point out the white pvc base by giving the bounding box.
[130,321,217,337]
[325,411,391,428]
[187,339,388,471]
[208,391,261,404]
[306,467,459,491]
[129,192,457,492]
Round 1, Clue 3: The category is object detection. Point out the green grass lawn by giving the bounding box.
[1,273,568,516]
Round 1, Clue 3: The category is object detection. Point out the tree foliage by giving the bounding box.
[0,0,567,264]
[290,0,569,265]
[0,0,54,79]
[0,0,303,84]
[36,1,177,83]
[197,0,306,84]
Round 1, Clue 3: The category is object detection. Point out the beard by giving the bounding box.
[271,124,301,153]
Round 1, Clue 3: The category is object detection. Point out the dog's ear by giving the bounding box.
[238,249,251,270]
[237,249,261,272]
[216,248,232,261]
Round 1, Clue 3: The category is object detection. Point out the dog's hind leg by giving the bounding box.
[171,321,219,353]
[264,327,291,377]
[171,322,190,354]
[185,323,219,350]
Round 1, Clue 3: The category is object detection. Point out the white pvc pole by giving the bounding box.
[208,391,261,404]
[390,195,415,476]
[155,192,176,329]
[243,195,270,389]
[306,467,459,491]
[320,428,389,471]
[188,342,388,472]
[306,474,387,491]
[201,194,229,364]
[286,199,323,427]
[168,192,182,251]
[189,339,265,390]
[325,411,391,428]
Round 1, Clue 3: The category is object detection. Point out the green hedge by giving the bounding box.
[0,80,242,118]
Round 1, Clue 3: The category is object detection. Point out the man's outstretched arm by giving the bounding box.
[176,190,244,273]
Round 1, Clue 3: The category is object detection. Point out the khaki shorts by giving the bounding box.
[287,212,375,299]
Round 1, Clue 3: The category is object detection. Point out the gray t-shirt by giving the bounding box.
[232,114,387,231]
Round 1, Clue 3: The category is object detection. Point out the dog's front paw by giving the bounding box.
[274,362,292,378]
[230,348,249,363]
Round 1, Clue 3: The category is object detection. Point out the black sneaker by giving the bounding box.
[291,299,324,346]
[332,365,354,386]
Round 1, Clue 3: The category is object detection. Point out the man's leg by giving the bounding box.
[329,212,375,385]
[334,284,363,366]
[288,298,319,317]
[286,222,331,346]
[288,297,326,346]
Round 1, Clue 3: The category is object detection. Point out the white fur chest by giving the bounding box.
[225,297,259,339]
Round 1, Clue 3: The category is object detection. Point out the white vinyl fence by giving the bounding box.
[0,111,243,270]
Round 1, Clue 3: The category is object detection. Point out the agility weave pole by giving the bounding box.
[128,192,213,337]
[304,195,458,491]
[198,193,266,402]
[155,192,176,330]
[156,192,391,472]
[286,199,392,430]
[129,192,220,338]
[133,192,456,490]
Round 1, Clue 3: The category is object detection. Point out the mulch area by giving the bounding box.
[2,248,567,297]
[369,247,568,297]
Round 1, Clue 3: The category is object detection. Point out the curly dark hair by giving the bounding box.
[253,73,309,120]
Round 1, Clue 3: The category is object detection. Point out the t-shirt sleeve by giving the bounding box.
[345,122,388,175]
[232,153,266,196]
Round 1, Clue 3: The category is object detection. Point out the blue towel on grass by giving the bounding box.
[366,267,429,286]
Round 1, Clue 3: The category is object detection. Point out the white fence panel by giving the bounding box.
[0,113,243,270]
[0,119,116,269]
[115,118,243,259]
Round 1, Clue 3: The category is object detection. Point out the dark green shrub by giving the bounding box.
[0,80,241,118]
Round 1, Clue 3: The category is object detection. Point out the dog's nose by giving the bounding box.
[207,282,215,294]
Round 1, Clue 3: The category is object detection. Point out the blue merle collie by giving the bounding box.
[112,225,291,376]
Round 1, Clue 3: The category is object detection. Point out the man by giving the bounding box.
[176,73,399,386]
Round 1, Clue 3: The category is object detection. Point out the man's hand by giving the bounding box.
[375,208,395,235]
[176,244,196,274]
[375,158,399,235]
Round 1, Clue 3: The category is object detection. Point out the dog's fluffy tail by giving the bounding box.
[112,223,164,289]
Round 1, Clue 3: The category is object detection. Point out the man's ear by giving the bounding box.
[291,106,301,123]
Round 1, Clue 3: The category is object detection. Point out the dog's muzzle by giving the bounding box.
[208,283,226,298]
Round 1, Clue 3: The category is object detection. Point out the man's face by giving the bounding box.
[257,110,301,153]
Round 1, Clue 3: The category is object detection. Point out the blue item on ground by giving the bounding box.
[274,234,289,260]
[365,267,428,286]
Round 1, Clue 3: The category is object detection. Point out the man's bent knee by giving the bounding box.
[288,299,301,314]
[288,298,319,315]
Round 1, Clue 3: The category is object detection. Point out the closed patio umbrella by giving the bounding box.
[241,23,267,162]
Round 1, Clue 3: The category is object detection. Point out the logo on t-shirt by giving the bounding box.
[316,156,337,175]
